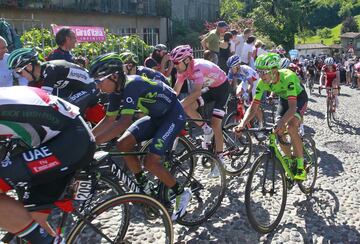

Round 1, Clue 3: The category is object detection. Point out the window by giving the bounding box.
[119,27,137,35]
[143,27,159,46]
[356,40,360,49]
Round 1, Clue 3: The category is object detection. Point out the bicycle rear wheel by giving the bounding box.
[245,154,287,234]
[222,123,252,176]
[298,135,318,194]
[162,149,226,226]
[67,194,174,244]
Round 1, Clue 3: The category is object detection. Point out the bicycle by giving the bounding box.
[0,139,174,243]
[324,87,339,129]
[306,73,315,95]
[243,127,318,233]
[97,137,226,227]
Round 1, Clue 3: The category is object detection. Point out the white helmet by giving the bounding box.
[324,57,334,65]
[279,58,291,69]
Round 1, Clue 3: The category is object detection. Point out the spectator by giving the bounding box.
[253,40,267,60]
[0,36,28,87]
[200,20,228,64]
[241,35,256,68]
[144,44,173,77]
[231,28,252,58]
[218,32,233,73]
[203,49,216,63]
[46,27,76,62]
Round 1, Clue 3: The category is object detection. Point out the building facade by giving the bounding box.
[340,32,360,57]
[0,0,170,45]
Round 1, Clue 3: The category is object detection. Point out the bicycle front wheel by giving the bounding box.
[298,135,318,194]
[162,149,226,227]
[67,194,174,244]
[245,154,287,234]
[222,123,252,176]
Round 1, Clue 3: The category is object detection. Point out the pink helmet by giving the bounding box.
[170,45,193,62]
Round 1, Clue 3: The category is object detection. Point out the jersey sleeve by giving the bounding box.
[41,66,57,94]
[286,73,299,100]
[253,79,266,104]
[227,71,234,81]
[120,83,139,116]
[106,92,122,117]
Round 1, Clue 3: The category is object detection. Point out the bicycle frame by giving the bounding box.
[267,133,295,180]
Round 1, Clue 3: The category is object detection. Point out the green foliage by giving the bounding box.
[20,28,152,63]
[314,0,360,17]
[220,0,245,22]
[317,27,332,39]
[341,16,359,33]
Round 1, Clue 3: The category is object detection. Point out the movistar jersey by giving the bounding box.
[253,69,304,102]
[107,75,177,118]
[136,66,170,86]
[0,86,80,147]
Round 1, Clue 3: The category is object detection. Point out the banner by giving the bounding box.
[51,24,106,42]
[288,49,299,58]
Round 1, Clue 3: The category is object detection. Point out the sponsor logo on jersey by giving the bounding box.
[69,91,87,101]
[23,146,53,162]
[162,123,175,141]
[157,94,171,103]
[155,139,164,150]
[288,82,294,90]
[54,80,69,89]
[68,69,89,82]
[126,97,134,104]
[26,155,61,174]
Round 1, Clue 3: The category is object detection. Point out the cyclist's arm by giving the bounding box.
[239,101,260,127]
[173,79,184,95]
[181,83,202,108]
[95,115,132,144]
[92,114,117,137]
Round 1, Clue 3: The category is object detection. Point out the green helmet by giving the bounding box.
[119,51,139,64]
[255,53,280,70]
[7,48,38,70]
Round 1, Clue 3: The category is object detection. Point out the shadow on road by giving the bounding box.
[317,149,344,177]
[332,118,360,135]
[305,107,325,120]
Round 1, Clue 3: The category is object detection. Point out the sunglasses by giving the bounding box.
[15,66,28,75]
[257,69,271,76]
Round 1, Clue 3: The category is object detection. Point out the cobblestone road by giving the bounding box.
[173,86,360,243]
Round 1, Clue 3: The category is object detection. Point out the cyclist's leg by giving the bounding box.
[182,97,202,127]
[145,102,186,187]
[117,116,157,179]
[276,98,292,157]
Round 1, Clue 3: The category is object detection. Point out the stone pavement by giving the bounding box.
[173,86,360,243]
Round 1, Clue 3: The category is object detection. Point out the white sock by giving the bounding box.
[202,123,212,134]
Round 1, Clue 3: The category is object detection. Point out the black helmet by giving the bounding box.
[89,53,126,89]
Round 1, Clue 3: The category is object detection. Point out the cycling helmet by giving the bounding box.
[119,51,139,64]
[324,57,334,65]
[227,55,241,68]
[89,53,126,88]
[154,44,168,51]
[279,58,291,69]
[170,45,193,62]
[7,48,38,70]
[255,53,280,70]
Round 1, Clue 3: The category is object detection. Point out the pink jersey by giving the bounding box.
[176,59,227,88]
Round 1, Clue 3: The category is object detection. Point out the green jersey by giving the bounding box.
[253,69,304,102]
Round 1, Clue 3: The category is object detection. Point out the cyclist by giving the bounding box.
[319,57,340,107]
[120,51,171,86]
[226,55,265,137]
[170,45,230,177]
[89,53,191,221]
[235,53,308,181]
[0,86,95,244]
[306,60,317,87]
[92,51,171,137]
[7,48,104,124]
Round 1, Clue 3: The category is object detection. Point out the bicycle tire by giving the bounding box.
[223,111,240,127]
[245,154,287,234]
[326,97,333,129]
[221,123,252,176]
[161,149,226,227]
[67,194,174,244]
[298,135,318,194]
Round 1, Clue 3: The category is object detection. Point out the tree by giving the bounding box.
[314,0,360,17]
[317,27,332,39]
[341,16,359,33]
[249,0,316,51]
[220,0,245,22]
